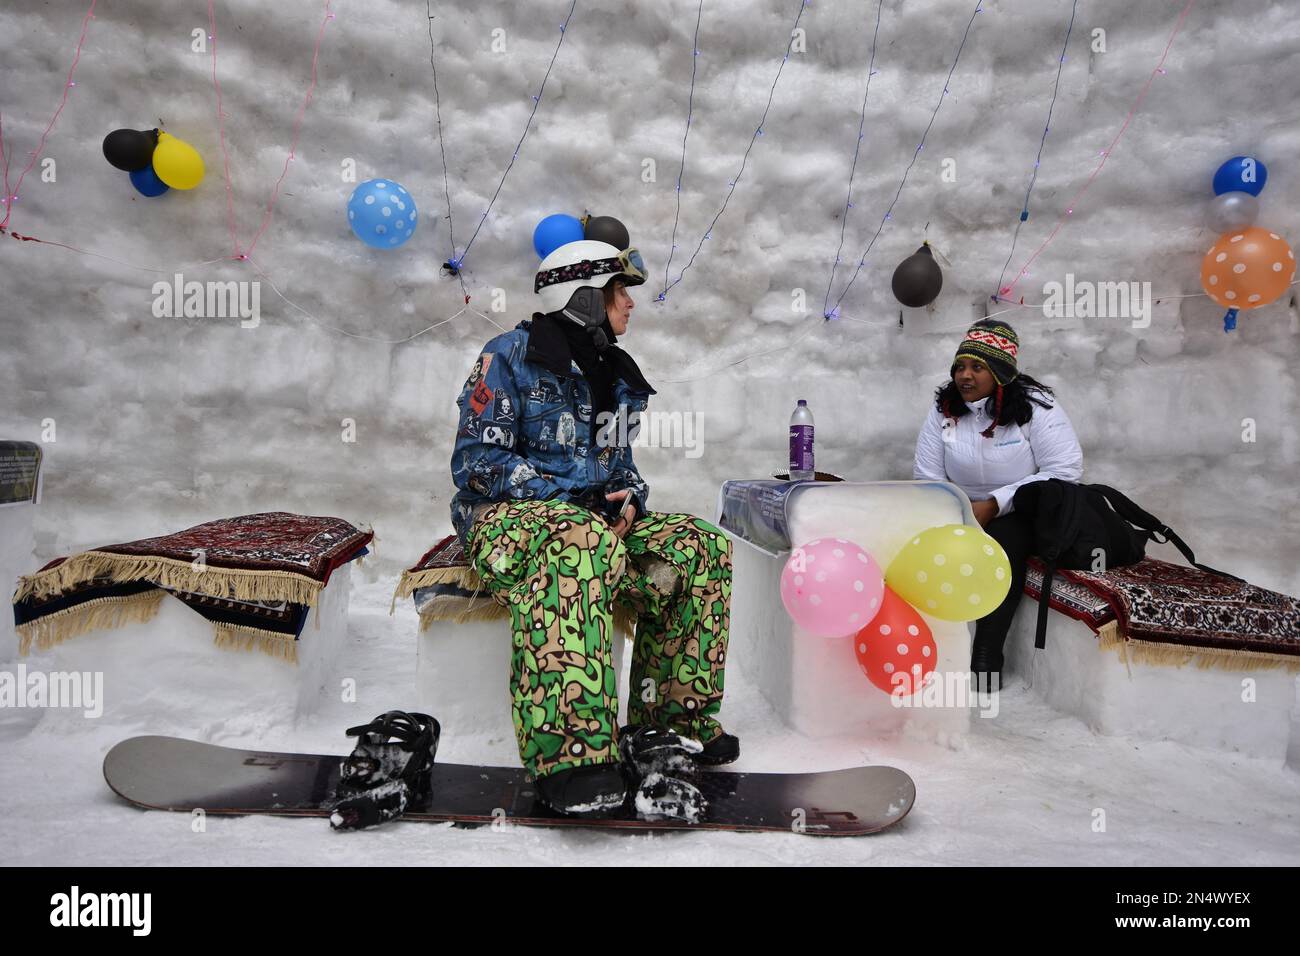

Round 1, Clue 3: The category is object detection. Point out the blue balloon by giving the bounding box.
[1213,156,1267,197]
[129,165,169,197]
[533,214,584,259]
[347,178,418,249]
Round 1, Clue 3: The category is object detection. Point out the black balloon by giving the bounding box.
[102,128,157,172]
[583,214,630,250]
[891,242,943,308]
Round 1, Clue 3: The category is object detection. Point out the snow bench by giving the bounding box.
[13,563,354,730]
[1003,557,1300,766]
[1,500,37,664]
[9,512,369,730]
[395,537,637,744]
[0,440,42,663]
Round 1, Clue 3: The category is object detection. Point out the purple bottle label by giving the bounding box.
[789,425,814,472]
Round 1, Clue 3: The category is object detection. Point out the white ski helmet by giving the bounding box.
[534,240,647,314]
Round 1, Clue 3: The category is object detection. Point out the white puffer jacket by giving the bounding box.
[913,393,1084,516]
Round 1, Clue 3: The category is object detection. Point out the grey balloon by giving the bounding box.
[1207,191,1259,233]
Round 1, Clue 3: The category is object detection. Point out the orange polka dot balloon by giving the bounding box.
[1200,226,1295,313]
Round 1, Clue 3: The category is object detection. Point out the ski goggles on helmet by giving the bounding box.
[534,247,647,294]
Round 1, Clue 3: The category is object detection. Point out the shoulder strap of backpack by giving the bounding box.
[1085,483,1162,534]
[1033,480,1082,650]
[1086,483,1245,583]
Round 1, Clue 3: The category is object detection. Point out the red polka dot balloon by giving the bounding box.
[1200,226,1295,312]
[854,586,937,697]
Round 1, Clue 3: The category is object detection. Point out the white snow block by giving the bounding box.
[23,562,351,733]
[726,481,975,742]
[0,503,37,664]
[1004,595,1297,763]
[416,618,627,746]
[1288,682,1300,773]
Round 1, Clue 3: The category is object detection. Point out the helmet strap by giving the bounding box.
[560,287,611,350]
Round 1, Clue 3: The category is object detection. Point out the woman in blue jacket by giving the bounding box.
[913,319,1084,690]
[449,239,737,816]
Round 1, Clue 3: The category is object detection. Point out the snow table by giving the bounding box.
[717,478,977,742]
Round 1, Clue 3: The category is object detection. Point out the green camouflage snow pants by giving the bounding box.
[466,498,732,779]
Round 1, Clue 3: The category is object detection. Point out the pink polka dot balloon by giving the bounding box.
[780,537,885,638]
[855,586,937,697]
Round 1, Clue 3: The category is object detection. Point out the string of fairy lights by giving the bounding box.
[993,0,1078,302]
[660,0,705,301]
[0,0,1253,373]
[996,0,1198,301]
[434,0,581,278]
[657,0,810,303]
[822,0,884,325]
[821,0,984,321]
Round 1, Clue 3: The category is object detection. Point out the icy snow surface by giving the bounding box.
[2,571,1298,866]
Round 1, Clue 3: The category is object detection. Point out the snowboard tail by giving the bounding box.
[103,735,915,836]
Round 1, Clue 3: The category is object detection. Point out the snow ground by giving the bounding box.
[2,568,1296,867]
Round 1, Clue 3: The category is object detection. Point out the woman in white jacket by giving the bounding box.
[913,319,1083,690]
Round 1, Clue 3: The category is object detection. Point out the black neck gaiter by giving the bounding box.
[557,315,619,422]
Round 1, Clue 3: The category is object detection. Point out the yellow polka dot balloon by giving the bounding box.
[885,524,1012,622]
[1200,226,1294,312]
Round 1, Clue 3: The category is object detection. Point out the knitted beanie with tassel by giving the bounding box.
[948,319,1020,439]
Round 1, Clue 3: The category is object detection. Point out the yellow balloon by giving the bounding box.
[152,131,205,190]
[885,523,1011,622]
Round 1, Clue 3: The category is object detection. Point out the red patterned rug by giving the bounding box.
[1025,556,1300,670]
[13,512,372,660]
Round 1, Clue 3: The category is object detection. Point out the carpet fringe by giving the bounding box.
[213,623,299,664]
[15,551,324,606]
[1096,621,1300,674]
[16,591,165,656]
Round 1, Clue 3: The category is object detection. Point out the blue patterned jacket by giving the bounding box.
[449,314,655,548]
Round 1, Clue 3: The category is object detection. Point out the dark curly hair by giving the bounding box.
[935,373,1056,438]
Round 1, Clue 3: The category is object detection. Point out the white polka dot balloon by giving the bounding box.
[885,523,1012,622]
[780,537,885,638]
[347,178,419,249]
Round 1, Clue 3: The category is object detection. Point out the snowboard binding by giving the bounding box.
[617,725,708,824]
[329,711,440,831]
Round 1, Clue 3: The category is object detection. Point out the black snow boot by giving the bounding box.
[329,711,439,831]
[534,762,627,817]
[970,634,1004,694]
[618,725,708,823]
[696,730,740,766]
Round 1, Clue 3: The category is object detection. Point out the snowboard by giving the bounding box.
[103,735,915,837]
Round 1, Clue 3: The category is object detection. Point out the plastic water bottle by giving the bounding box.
[789,400,815,480]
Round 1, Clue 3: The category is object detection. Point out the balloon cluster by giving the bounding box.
[780,524,1011,698]
[532,212,630,259]
[102,128,204,197]
[1199,156,1294,332]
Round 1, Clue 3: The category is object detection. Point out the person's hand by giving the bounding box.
[605,489,635,538]
[971,498,999,528]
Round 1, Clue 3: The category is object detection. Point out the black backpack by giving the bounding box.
[1014,479,1243,649]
